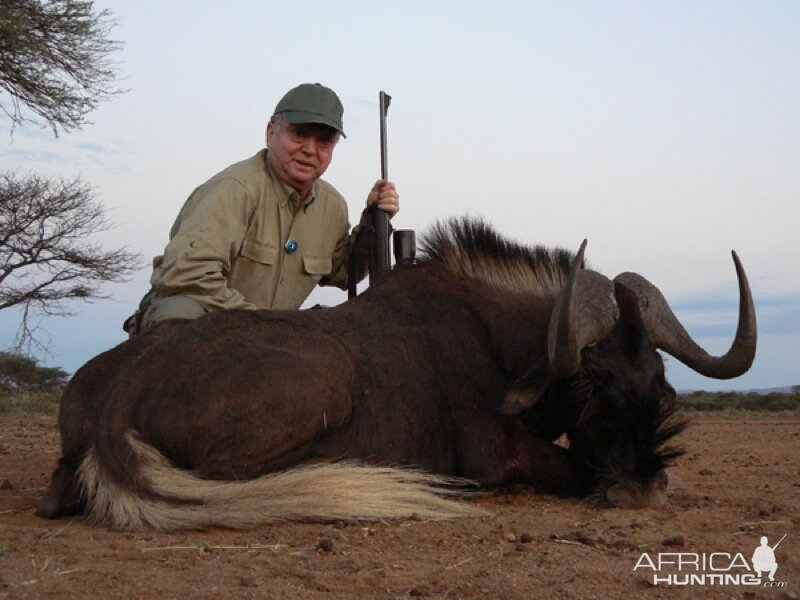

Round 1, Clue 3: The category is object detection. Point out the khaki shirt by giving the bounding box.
[149,149,361,312]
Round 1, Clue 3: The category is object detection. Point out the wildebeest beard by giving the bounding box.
[542,315,688,507]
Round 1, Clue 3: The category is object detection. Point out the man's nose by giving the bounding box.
[300,136,318,153]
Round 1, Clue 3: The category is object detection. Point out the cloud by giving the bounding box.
[670,285,800,337]
[4,148,62,164]
[74,141,117,154]
[0,116,55,142]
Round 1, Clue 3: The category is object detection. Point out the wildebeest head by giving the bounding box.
[546,240,756,508]
[422,219,755,508]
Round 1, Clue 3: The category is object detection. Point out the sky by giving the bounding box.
[1,0,798,391]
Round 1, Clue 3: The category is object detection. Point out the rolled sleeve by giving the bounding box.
[152,178,257,311]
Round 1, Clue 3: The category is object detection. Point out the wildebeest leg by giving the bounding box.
[37,355,104,520]
[456,416,585,496]
[518,437,586,496]
[35,457,85,518]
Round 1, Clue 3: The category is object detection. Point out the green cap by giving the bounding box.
[273,83,346,137]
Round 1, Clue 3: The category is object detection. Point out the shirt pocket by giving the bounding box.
[240,239,278,265]
[303,256,333,277]
[230,239,279,306]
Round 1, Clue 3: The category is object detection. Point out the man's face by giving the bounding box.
[266,118,339,195]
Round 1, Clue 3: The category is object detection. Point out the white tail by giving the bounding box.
[77,431,487,531]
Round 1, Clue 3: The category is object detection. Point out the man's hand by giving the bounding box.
[366,180,399,218]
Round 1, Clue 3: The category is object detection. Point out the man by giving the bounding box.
[751,536,778,582]
[124,83,399,335]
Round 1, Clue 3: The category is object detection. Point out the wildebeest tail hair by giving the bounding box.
[77,431,487,531]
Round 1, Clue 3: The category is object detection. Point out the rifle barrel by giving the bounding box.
[772,533,787,550]
[369,91,392,283]
[379,91,391,179]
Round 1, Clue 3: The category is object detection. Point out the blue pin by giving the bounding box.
[285,239,298,254]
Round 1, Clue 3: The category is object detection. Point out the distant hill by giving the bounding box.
[676,388,799,413]
[678,385,798,395]
[745,386,798,394]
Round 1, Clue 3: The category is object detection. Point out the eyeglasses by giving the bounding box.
[279,122,339,150]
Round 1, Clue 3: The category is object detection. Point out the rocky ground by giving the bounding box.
[1,415,797,599]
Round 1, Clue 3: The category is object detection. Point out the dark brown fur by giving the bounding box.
[38,217,684,528]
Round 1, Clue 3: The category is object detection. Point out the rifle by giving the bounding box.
[368,91,393,285]
[347,91,415,299]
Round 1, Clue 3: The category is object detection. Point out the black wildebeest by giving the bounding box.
[36,218,756,530]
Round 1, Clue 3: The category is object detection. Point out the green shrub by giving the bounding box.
[0,352,66,414]
[0,351,68,391]
[677,390,800,414]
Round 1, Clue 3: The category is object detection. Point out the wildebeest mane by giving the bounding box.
[419,217,576,296]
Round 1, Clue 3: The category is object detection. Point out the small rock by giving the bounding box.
[238,577,257,588]
[758,508,770,517]
[0,480,11,490]
[409,586,429,597]
[698,468,713,476]
[519,532,532,544]
[576,531,597,546]
[316,538,333,552]
[504,532,517,543]
[610,539,634,551]
[515,543,530,552]
[354,570,379,586]
[318,528,337,538]
[662,536,685,547]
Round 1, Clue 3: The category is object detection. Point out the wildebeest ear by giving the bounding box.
[612,281,643,322]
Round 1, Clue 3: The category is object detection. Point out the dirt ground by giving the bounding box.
[0,415,797,599]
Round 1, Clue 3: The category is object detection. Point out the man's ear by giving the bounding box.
[265,122,273,146]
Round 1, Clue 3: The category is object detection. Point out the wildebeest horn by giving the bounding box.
[548,240,620,377]
[613,251,757,379]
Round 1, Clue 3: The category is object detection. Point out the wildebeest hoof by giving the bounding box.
[35,497,61,519]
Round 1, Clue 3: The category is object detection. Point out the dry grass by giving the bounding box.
[0,389,61,415]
